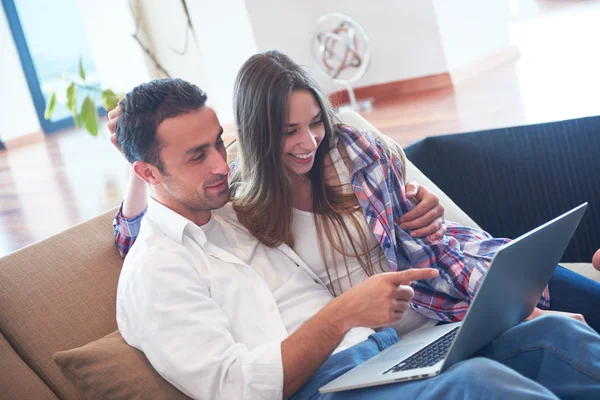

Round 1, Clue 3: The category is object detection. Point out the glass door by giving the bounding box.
[2,0,102,133]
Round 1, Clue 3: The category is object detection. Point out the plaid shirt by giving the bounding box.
[113,126,550,322]
[113,205,144,259]
[336,126,549,321]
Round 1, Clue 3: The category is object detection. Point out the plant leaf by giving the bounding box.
[81,96,98,136]
[66,83,76,112]
[66,83,80,127]
[101,89,118,111]
[44,92,57,120]
[79,57,86,81]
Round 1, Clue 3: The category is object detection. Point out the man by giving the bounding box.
[115,79,600,399]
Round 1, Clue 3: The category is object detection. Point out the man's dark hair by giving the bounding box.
[116,78,208,173]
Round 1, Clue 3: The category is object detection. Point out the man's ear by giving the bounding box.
[132,160,163,185]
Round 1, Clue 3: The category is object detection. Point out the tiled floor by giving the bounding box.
[1,0,599,256]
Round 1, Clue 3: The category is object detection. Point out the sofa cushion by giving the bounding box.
[54,330,191,400]
[0,208,123,399]
[0,331,58,400]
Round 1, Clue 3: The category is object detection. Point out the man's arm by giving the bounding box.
[280,270,438,398]
[121,248,285,400]
[121,247,437,399]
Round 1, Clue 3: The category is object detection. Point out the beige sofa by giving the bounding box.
[0,111,597,399]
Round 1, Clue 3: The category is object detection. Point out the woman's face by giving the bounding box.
[281,89,326,176]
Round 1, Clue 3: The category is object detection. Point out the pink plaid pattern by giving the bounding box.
[338,126,549,321]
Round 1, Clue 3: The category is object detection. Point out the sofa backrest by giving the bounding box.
[0,208,123,399]
[337,109,481,229]
[0,110,479,399]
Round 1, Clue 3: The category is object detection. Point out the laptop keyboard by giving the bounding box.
[383,327,459,375]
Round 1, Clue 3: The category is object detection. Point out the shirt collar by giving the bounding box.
[146,197,208,247]
[337,126,381,173]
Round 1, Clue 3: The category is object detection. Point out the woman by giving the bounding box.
[110,50,600,331]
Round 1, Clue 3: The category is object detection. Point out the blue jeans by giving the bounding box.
[549,265,600,332]
[292,315,600,399]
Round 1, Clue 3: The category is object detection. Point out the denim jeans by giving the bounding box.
[292,315,600,399]
[549,265,600,332]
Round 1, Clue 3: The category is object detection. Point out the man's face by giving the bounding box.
[155,107,230,212]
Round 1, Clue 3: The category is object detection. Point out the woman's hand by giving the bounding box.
[107,105,124,154]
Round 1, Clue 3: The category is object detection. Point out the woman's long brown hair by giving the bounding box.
[231,51,404,295]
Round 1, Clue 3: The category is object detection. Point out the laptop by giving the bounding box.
[319,203,588,393]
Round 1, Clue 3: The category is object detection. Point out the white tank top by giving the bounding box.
[291,208,437,336]
[292,207,385,293]
[290,136,437,336]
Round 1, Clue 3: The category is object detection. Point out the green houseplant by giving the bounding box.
[44,58,122,136]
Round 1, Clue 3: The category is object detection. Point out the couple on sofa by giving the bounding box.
[110,50,600,399]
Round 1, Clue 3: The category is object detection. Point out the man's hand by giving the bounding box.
[337,268,439,330]
[281,268,438,398]
[400,181,446,240]
[526,307,587,325]
[107,105,124,154]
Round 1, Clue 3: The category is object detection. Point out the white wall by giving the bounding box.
[433,0,513,71]
[130,0,258,123]
[245,0,449,92]
[135,0,207,84]
[0,0,520,142]
[507,0,577,20]
[109,0,517,122]
[77,0,151,94]
[0,5,41,141]
[185,0,258,123]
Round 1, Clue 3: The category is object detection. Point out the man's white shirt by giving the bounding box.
[116,198,374,400]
